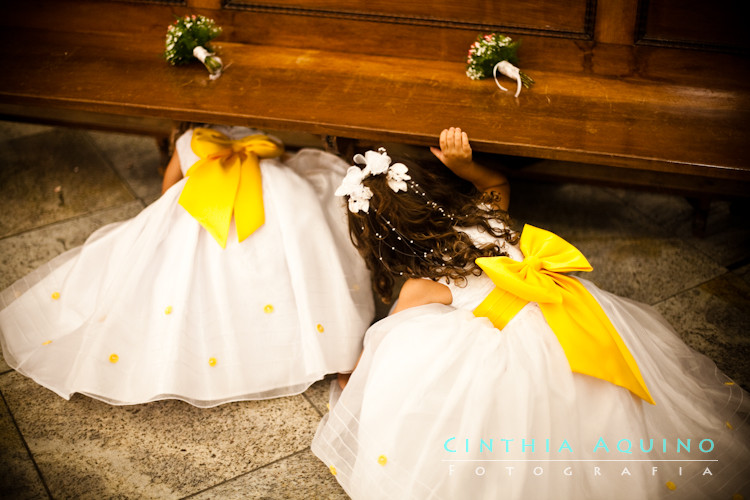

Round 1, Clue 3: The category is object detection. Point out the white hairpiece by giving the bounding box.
[335,148,411,213]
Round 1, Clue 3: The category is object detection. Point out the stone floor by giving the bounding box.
[0,120,748,499]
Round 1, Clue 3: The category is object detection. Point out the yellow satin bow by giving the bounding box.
[474,224,655,404]
[178,128,284,248]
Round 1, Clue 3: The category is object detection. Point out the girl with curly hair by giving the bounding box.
[312,127,749,500]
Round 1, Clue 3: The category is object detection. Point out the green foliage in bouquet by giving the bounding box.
[466,33,534,93]
[466,33,520,80]
[164,15,222,72]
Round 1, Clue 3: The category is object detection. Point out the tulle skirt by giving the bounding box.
[312,279,750,499]
[0,149,374,407]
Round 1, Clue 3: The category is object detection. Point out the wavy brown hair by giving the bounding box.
[344,154,517,303]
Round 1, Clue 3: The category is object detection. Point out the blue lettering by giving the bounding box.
[593,438,609,453]
[677,438,690,453]
[444,437,456,453]
[699,439,714,453]
[480,439,493,452]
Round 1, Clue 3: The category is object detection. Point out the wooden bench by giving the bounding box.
[1,0,748,233]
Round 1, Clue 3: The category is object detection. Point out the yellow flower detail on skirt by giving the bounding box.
[329,465,337,475]
[377,455,387,466]
[51,292,60,300]
[209,357,217,367]
[109,354,119,363]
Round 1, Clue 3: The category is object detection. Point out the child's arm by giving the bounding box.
[390,278,452,315]
[161,150,184,194]
[430,127,510,211]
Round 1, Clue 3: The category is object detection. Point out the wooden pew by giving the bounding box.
[0,0,748,233]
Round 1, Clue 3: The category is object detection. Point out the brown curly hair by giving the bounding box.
[343,153,518,303]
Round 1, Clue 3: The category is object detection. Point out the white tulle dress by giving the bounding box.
[0,125,374,407]
[311,227,750,500]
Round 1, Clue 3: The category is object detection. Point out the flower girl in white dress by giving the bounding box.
[311,127,750,499]
[0,124,374,407]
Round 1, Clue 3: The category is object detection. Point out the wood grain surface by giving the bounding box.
[0,0,748,183]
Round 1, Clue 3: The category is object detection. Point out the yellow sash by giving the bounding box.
[178,128,284,248]
[474,224,654,404]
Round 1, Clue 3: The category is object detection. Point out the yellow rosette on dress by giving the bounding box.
[474,224,655,404]
[178,128,284,248]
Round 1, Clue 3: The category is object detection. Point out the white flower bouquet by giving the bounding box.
[466,33,534,97]
[164,15,223,79]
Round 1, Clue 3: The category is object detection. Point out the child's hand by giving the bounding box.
[430,126,511,210]
[430,127,473,175]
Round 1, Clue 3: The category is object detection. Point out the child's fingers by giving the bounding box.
[461,131,471,153]
[444,127,456,151]
[439,127,470,156]
[429,146,444,162]
[454,128,464,152]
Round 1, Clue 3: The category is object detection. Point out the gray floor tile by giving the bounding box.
[598,188,750,269]
[506,181,728,304]
[0,121,52,141]
[509,181,663,238]
[735,263,750,287]
[304,377,334,417]
[86,131,164,204]
[0,371,321,499]
[0,394,48,500]
[603,187,694,230]
[190,449,347,500]
[0,129,134,238]
[686,202,750,268]
[571,235,726,305]
[0,202,144,289]
[654,273,750,389]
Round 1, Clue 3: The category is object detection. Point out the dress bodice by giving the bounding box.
[175,125,264,175]
[440,225,524,311]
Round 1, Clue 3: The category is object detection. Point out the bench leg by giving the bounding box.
[156,135,171,173]
[323,135,355,160]
[687,196,711,238]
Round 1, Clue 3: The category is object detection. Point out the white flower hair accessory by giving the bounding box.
[335,148,411,213]
[336,166,373,213]
[386,162,410,193]
[354,150,390,176]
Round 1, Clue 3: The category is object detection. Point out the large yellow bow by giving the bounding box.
[474,224,654,404]
[178,128,284,248]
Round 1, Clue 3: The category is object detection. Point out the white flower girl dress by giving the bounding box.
[0,125,374,407]
[312,225,750,500]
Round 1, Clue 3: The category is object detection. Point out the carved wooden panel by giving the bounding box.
[637,0,747,52]
[226,0,595,38]
[97,0,185,4]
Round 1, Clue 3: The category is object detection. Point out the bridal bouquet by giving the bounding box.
[164,15,224,79]
[466,33,534,97]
